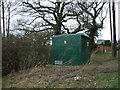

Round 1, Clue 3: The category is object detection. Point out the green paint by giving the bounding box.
[52,33,90,66]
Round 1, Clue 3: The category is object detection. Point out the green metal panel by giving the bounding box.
[81,36,90,64]
[52,33,90,66]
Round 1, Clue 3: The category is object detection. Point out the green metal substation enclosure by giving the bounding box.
[52,33,90,66]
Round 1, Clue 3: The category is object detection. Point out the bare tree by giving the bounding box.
[16,1,107,51]
[109,2,113,42]
[20,1,81,35]
[2,2,5,37]
[1,1,21,37]
[6,2,11,37]
[0,1,1,34]
[76,2,108,51]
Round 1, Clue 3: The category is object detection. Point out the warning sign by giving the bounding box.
[64,40,67,44]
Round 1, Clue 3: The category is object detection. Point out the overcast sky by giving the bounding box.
[1,1,119,41]
[98,11,111,40]
[98,2,119,41]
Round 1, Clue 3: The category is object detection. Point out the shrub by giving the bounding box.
[2,32,52,76]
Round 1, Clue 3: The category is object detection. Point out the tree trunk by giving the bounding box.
[0,1,1,34]
[109,2,113,42]
[112,1,117,57]
[7,6,10,37]
[54,24,61,35]
[89,30,96,52]
[2,2,5,37]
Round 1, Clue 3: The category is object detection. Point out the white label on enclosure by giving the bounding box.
[87,42,89,46]
[55,61,63,65]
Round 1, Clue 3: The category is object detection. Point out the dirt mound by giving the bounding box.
[2,58,118,88]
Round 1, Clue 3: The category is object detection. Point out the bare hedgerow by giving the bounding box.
[2,32,52,76]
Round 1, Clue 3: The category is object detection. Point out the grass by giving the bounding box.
[91,52,117,64]
[94,52,112,58]
[94,72,118,88]
[2,52,119,88]
[46,73,118,88]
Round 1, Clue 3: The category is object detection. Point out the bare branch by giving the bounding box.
[78,2,94,18]
[16,27,53,32]
[28,16,41,25]
[61,24,70,34]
